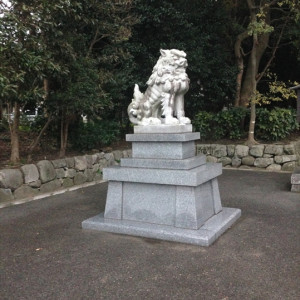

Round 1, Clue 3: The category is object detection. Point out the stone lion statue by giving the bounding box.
[128,49,191,126]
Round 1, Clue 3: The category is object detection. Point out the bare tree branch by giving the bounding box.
[27,114,52,151]
[256,16,289,84]
[86,28,112,57]
[270,16,290,24]
[270,7,290,13]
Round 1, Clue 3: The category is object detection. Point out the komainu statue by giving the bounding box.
[128,49,191,126]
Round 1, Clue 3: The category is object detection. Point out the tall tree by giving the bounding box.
[246,0,260,145]
[231,0,300,144]
[0,0,136,161]
[0,0,63,163]
[49,58,106,158]
[233,0,299,108]
[45,0,136,157]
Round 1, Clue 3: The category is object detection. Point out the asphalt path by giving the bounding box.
[0,170,299,300]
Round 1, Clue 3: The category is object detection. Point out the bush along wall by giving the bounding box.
[197,143,299,171]
[193,107,299,141]
[0,150,131,204]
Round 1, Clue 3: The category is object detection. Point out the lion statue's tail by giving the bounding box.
[127,84,144,125]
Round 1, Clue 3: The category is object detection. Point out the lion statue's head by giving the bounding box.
[146,49,188,86]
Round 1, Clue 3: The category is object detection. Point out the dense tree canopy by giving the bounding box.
[0,0,299,161]
[109,0,238,119]
[0,0,136,160]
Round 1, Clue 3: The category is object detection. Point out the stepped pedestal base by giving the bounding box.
[82,126,241,246]
[82,207,241,246]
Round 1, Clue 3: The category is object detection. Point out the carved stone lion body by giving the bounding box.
[128,49,191,126]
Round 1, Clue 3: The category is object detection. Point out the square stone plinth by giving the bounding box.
[82,207,241,246]
[132,141,195,159]
[128,132,200,160]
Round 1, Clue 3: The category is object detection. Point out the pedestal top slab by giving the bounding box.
[121,155,206,170]
[134,124,193,134]
[126,132,200,142]
[103,163,222,187]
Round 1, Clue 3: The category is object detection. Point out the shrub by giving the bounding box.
[193,107,248,140]
[193,111,215,140]
[71,120,120,150]
[0,118,9,132]
[194,107,298,141]
[214,107,248,139]
[255,107,299,141]
[19,114,33,132]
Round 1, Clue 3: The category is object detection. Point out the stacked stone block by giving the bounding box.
[197,143,299,171]
[291,167,300,192]
[0,150,132,204]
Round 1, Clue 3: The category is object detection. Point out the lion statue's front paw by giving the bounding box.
[140,117,162,125]
[165,116,180,125]
[178,117,191,124]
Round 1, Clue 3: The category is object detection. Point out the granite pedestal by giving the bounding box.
[82,125,241,246]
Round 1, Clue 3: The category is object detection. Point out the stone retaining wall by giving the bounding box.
[1,142,299,204]
[197,143,300,171]
[0,150,132,204]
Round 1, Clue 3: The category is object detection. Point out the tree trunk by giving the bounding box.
[245,0,259,145]
[10,102,21,163]
[59,115,69,158]
[239,4,271,107]
[235,57,244,107]
[247,97,258,145]
[0,102,3,120]
[27,115,52,162]
[240,31,270,107]
[234,31,249,107]
[43,78,49,100]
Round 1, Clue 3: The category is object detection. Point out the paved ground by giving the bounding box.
[0,170,299,300]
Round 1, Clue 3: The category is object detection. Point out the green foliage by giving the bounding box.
[0,1,66,102]
[19,114,33,132]
[255,107,299,141]
[256,73,298,105]
[194,107,298,141]
[28,115,47,133]
[49,57,108,118]
[1,0,299,159]
[247,21,274,36]
[71,120,121,150]
[0,119,9,133]
[193,111,215,140]
[215,108,248,139]
[114,0,237,120]
[193,108,248,140]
